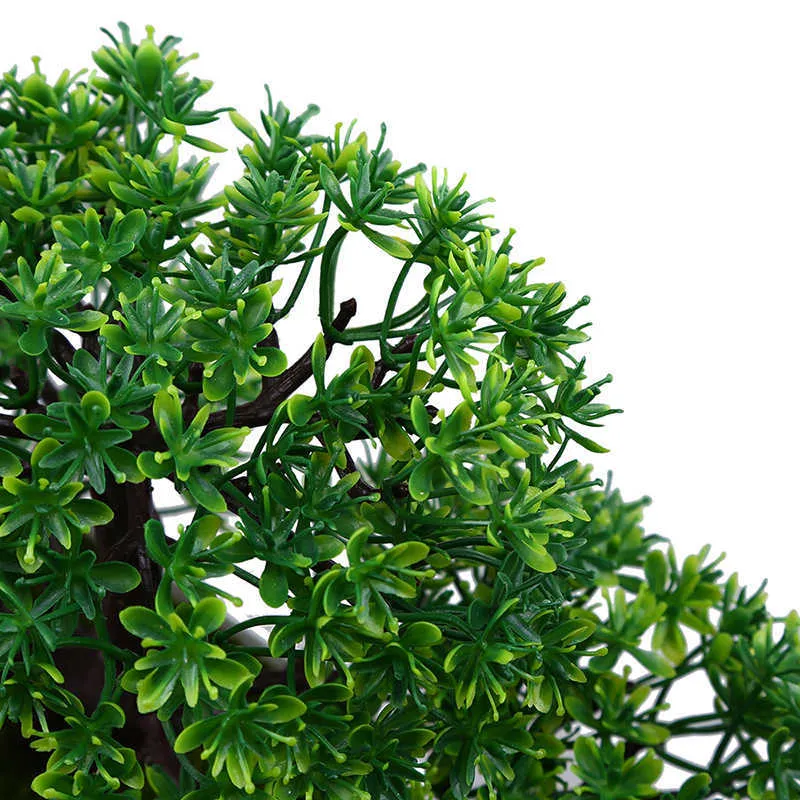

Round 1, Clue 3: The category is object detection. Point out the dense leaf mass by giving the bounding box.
[0,21,798,800]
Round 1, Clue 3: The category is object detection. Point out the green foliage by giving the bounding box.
[571,736,664,799]
[0,20,797,800]
[0,244,107,356]
[31,700,144,793]
[136,388,250,511]
[119,598,253,716]
[174,679,306,793]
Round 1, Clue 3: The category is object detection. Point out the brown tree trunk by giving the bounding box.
[87,478,180,779]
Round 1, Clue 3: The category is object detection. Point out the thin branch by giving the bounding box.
[205,297,357,432]
[331,433,412,504]
[315,427,378,500]
[181,362,204,422]
[132,300,357,451]
[371,333,418,389]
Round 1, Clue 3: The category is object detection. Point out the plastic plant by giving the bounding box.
[0,21,798,800]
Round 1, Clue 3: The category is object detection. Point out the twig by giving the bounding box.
[315,429,379,500]
[371,333,418,389]
[205,297,357,432]
[132,300,357,451]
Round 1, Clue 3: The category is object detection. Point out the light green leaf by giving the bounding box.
[361,225,413,259]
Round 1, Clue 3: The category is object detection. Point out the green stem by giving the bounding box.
[214,459,252,489]
[437,536,490,550]
[342,295,429,339]
[732,731,762,768]
[275,197,331,321]
[275,244,327,267]
[44,351,74,386]
[379,231,436,361]
[337,321,429,344]
[716,759,766,787]
[93,611,119,703]
[287,646,297,694]
[215,614,289,642]
[395,514,486,529]
[233,565,260,588]
[708,726,735,777]
[222,481,258,515]
[654,747,705,774]
[318,226,348,335]
[162,719,206,784]
[57,636,132,662]
[228,645,273,655]
[664,712,721,727]
[446,548,503,568]
[640,644,704,698]
[396,610,471,635]
[156,504,194,516]
[667,724,728,736]
[40,603,82,622]
[401,331,427,393]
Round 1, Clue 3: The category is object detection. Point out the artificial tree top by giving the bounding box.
[0,20,798,800]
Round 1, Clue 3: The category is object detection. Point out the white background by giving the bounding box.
[3,1,798,776]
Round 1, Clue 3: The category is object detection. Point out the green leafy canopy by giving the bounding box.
[0,20,798,800]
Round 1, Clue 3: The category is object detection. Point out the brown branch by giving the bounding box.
[205,297,357,432]
[371,333,418,390]
[181,362,204,422]
[132,299,357,451]
[314,426,379,500]
[86,479,179,778]
[264,325,280,351]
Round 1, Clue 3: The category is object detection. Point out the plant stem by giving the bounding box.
[233,565,260,588]
[654,747,705,774]
[162,719,206,785]
[215,614,289,642]
[57,636,132,662]
[203,297,357,433]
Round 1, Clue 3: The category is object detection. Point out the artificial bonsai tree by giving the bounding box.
[0,21,798,800]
